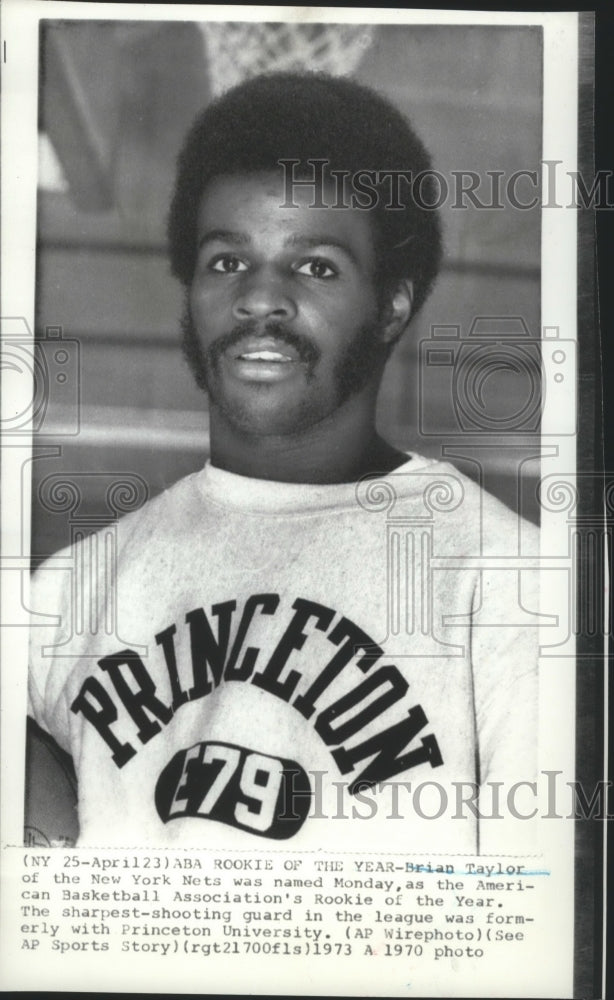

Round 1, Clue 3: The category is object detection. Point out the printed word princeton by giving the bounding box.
[71,592,443,792]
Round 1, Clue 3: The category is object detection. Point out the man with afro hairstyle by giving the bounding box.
[28,71,538,852]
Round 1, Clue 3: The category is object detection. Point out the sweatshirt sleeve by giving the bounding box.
[468,514,540,854]
[471,563,539,787]
[28,549,76,755]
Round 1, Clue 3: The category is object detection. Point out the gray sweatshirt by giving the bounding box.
[28,454,539,853]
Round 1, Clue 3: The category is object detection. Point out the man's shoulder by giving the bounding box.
[33,467,207,577]
[389,455,538,550]
[115,465,206,537]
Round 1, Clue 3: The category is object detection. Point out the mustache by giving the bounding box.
[207,321,321,367]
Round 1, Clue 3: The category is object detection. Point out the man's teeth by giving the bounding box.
[239,350,291,362]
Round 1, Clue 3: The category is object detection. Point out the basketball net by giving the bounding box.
[198,21,373,95]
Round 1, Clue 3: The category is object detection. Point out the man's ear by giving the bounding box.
[380,279,414,346]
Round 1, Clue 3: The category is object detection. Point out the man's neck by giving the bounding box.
[208,396,408,485]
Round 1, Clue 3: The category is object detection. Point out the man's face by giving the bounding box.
[185,172,390,436]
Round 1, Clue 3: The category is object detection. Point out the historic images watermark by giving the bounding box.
[275,771,613,823]
[279,158,614,211]
[159,765,612,825]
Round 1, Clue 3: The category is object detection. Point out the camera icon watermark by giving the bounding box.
[1,316,80,436]
[418,317,576,437]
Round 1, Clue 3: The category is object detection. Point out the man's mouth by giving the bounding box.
[202,322,321,385]
[224,336,306,382]
[236,349,295,363]
[231,336,302,363]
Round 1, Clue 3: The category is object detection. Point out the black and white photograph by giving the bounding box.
[0,4,605,997]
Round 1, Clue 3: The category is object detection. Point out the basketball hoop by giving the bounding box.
[198,21,373,96]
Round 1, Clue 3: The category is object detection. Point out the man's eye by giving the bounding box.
[295,259,337,279]
[209,255,248,274]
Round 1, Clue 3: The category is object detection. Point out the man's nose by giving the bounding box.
[232,269,297,321]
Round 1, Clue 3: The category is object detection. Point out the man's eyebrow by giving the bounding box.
[284,234,359,265]
[197,229,360,266]
[198,229,251,248]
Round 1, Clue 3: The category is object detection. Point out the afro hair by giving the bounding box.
[168,71,443,317]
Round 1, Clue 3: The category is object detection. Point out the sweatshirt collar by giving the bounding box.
[197,453,438,514]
